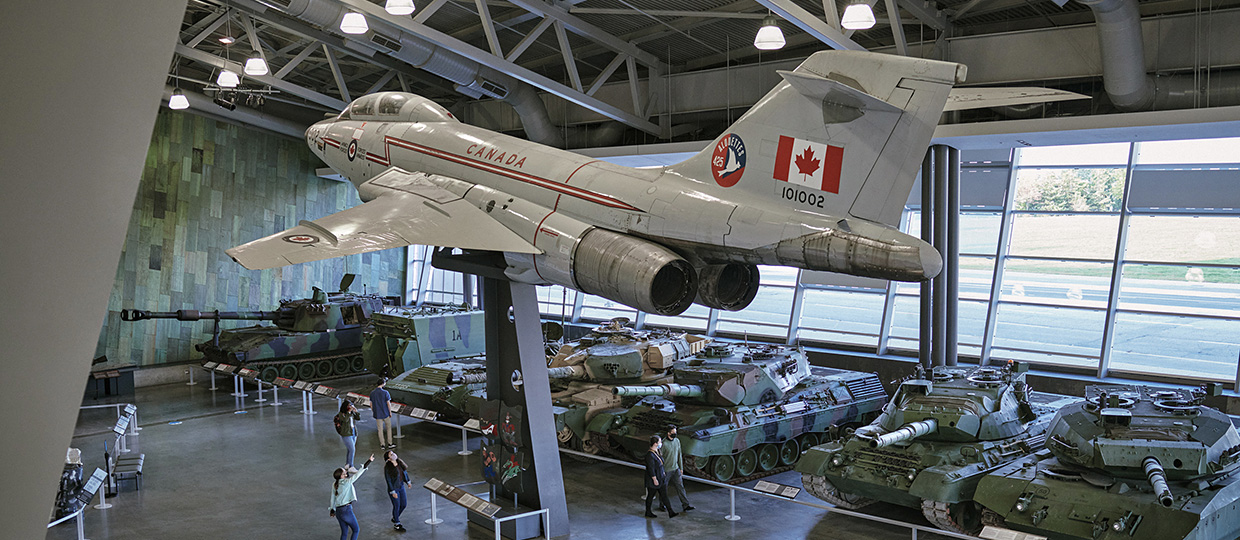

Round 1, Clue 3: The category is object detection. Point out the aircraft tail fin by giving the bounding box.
[671,51,964,226]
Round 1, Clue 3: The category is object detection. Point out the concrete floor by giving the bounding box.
[48,378,957,540]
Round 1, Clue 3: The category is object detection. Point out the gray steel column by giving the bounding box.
[932,145,950,367]
[1097,143,1138,379]
[481,278,569,537]
[946,146,961,366]
[919,152,934,369]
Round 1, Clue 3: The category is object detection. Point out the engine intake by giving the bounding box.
[572,229,697,316]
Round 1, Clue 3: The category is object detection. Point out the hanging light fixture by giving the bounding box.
[385,0,415,15]
[753,15,786,50]
[169,89,190,110]
[340,12,369,34]
[244,54,269,76]
[217,69,240,88]
[841,1,876,30]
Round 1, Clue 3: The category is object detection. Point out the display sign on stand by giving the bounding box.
[273,377,295,388]
[980,526,1048,540]
[292,381,312,391]
[76,468,107,505]
[753,480,801,499]
[314,385,339,398]
[345,392,370,407]
[111,415,131,436]
[203,362,219,370]
[237,368,258,379]
[424,478,501,517]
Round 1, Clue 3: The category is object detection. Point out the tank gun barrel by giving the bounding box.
[867,419,937,448]
[547,365,587,380]
[1143,456,1174,507]
[613,384,703,398]
[451,373,488,385]
[120,309,280,322]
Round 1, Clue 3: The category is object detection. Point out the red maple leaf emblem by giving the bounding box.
[795,147,820,178]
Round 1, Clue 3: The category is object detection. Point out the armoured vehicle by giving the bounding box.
[587,343,887,484]
[121,275,387,381]
[545,318,710,454]
[973,384,1240,540]
[797,362,1075,534]
[363,304,487,377]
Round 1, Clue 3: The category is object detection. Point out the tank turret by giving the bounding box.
[362,304,485,377]
[584,343,888,484]
[119,275,389,381]
[797,362,1076,535]
[974,384,1240,540]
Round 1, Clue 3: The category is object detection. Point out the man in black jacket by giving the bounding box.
[644,435,678,518]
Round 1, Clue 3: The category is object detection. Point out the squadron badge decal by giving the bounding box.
[711,133,746,188]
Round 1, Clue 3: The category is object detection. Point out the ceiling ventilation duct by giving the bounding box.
[276,0,564,147]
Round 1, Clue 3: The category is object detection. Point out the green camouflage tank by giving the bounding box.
[121,275,388,381]
[544,318,710,455]
[796,362,1076,535]
[589,343,887,484]
[363,304,487,377]
[973,384,1240,540]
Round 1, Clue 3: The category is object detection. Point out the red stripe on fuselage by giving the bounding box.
[376,136,641,212]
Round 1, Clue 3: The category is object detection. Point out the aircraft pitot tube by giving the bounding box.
[612,384,704,398]
[865,419,938,448]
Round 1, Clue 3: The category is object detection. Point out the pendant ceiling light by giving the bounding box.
[841,2,876,30]
[340,12,369,34]
[244,55,269,76]
[169,90,190,110]
[217,69,240,88]
[385,0,415,15]
[753,15,786,50]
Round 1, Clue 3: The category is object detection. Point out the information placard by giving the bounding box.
[346,393,370,407]
[463,418,481,431]
[753,480,801,499]
[214,363,235,373]
[273,377,295,388]
[112,415,131,436]
[202,362,219,370]
[123,404,137,416]
[292,381,311,391]
[423,478,501,517]
[76,468,107,504]
[410,407,438,421]
[237,368,259,379]
[980,526,1048,540]
[314,385,338,397]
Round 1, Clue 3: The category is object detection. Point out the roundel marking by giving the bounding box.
[347,140,358,161]
[283,234,319,245]
[711,133,746,188]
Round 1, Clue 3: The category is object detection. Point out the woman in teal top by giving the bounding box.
[329,453,374,540]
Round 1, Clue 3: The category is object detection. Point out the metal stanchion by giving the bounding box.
[394,416,404,439]
[425,492,443,525]
[186,366,197,386]
[130,410,141,434]
[270,385,283,406]
[458,428,472,456]
[724,489,740,521]
[301,392,317,415]
[254,381,268,403]
[118,431,130,454]
[208,370,218,391]
[76,509,86,540]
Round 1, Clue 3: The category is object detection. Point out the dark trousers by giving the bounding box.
[390,487,407,523]
[645,486,672,515]
[335,504,359,540]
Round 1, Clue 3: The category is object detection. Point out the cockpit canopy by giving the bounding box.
[335,92,458,124]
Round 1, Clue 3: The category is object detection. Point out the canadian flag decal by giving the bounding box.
[773,135,843,194]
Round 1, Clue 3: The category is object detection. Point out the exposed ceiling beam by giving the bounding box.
[504,0,664,68]
[885,0,910,55]
[822,0,841,28]
[175,43,347,110]
[553,21,583,92]
[896,0,950,31]
[322,45,351,102]
[505,16,554,62]
[364,70,399,94]
[185,8,232,48]
[474,0,504,57]
[754,0,866,50]
[587,53,627,97]
[336,0,660,134]
[568,9,766,19]
[413,0,449,24]
[275,41,318,79]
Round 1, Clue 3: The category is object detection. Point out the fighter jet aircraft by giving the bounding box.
[226,51,1031,316]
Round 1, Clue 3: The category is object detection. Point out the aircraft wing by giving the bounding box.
[226,168,539,270]
[944,87,1087,111]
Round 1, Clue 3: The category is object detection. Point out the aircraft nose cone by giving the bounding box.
[920,242,943,280]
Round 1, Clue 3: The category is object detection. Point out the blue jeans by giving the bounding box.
[341,435,357,467]
[391,486,407,523]
[335,504,359,540]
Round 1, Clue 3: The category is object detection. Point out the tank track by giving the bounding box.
[920,499,983,536]
[801,474,876,509]
[683,459,797,485]
[205,349,369,383]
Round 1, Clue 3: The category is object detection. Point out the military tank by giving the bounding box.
[587,343,887,484]
[796,362,1076,535]
[973,384,1240,540]
[120,275,387,381]
[545,318,710,454]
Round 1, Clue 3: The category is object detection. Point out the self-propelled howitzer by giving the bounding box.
[120,275,387,381]
[974,384,1240,540]
[796,362,1076,535]
[586,344,887,483]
